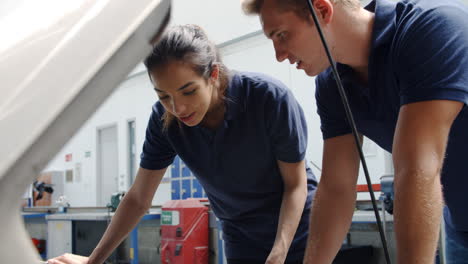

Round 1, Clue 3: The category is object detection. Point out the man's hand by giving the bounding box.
[47,253,88,264]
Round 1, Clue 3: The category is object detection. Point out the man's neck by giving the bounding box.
[333,6,375,83]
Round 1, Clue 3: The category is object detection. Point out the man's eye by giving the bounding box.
[158,95,169,101]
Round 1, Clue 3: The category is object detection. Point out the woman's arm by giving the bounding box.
[48,167,167,264]
[266,160,308,264]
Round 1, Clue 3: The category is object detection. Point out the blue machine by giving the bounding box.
[380,174,395,215]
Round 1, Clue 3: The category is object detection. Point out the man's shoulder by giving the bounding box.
[394,0,468,31]
[315,68,336,92]
[397,0,468,12]
[390,0,468,72]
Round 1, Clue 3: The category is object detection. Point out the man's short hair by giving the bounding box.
[242,0,360,20]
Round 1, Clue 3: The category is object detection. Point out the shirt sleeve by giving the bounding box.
[263,81,308,163]
[139,103,177,170]
[315,74,352,140]
[396,5,468,106]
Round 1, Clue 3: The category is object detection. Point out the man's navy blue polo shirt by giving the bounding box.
[316,0,468,243]
[141,71,318,260]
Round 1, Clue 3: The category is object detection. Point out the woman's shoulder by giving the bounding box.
[151,101,166,117]
[147,101,169,130]
[233,71,290,99]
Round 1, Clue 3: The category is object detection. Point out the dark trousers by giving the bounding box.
[444,213,468,264]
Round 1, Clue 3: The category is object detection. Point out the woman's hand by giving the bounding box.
[47,253,89,264]
[265,249,287,264]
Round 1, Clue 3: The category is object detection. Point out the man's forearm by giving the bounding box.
[303,184,356,264]
[394,171,443,264]
[270,186,308,261]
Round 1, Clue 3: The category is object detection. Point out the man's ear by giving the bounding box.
[311,0,334,24]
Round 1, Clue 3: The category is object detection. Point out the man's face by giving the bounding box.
[260,0,331,76]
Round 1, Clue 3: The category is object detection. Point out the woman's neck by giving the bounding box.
[201,87,225,130]
[201,102,225,130]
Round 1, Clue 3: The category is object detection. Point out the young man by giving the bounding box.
[242,0,468,263]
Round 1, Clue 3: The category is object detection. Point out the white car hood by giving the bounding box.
[0,0,170,262]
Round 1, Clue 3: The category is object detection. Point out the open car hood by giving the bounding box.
[0,0,170,262]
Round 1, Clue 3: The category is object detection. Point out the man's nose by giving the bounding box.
[274,42,288,62]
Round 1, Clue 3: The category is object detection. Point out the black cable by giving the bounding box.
[305,1,391,263]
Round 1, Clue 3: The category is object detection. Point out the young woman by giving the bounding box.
[47,24,317,264]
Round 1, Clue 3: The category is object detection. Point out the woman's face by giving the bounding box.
[150,60,217,127]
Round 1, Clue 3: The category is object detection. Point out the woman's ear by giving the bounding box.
[210,64,220,81]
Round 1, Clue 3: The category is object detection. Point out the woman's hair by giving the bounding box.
[144,24,230,130]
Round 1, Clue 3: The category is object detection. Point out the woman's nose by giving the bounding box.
[172,99,186,116]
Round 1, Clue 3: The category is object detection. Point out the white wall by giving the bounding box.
[45,72,173,206]
[44,0,392,206]
[170,0,262,44]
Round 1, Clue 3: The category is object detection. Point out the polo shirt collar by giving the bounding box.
[336,0,397,97]
[224,72,245,121]
[367,0,398,50]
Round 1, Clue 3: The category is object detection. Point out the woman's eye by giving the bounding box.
[158,95,169,101]
[183,89,196,96]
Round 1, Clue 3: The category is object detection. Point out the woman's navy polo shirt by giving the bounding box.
[316,0,468,238]
[141,71,318,260]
